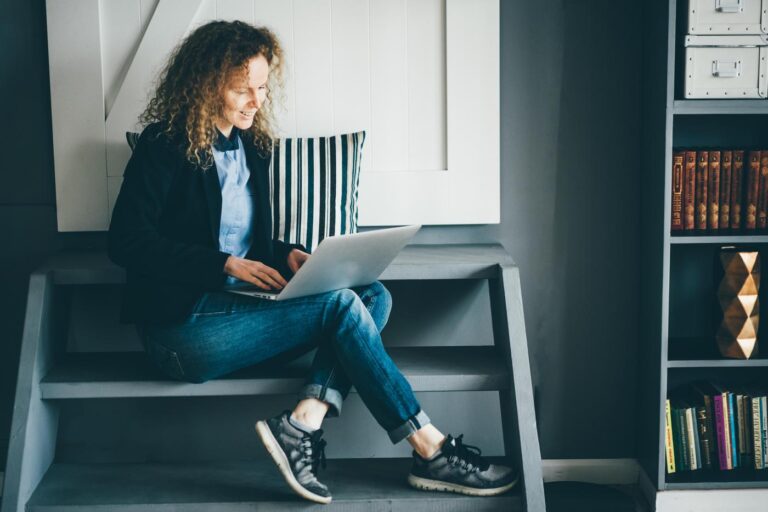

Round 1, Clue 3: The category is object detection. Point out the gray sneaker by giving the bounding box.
[408,434,519,496]
[255,411,332,504]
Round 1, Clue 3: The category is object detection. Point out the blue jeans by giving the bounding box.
[138,282,430,444]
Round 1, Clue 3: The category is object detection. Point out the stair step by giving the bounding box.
[27,458,522,511]
[41,347,509,399]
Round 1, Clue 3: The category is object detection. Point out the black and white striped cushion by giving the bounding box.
[269,131,366,252]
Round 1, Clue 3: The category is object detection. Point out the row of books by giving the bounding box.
[665,382,768,473]
[670,149,768,234]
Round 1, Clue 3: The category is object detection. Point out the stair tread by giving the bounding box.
[41,346,509,399]
[27,458,522,511]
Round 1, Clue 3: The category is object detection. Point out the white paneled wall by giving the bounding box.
[47,0,498,230]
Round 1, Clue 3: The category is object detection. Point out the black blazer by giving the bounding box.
[108,122,303,324]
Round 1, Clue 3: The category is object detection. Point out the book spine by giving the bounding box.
[760,396,768,468]
[737,395,746,458]
[689,407,701,470]
[696,151,709,231]
[685,151,697,230]
[731,150,745,230]
[679,408,690,471]
[714,394,728,470]
[708,151,721,231]
[704,394,716,469]
[672,151,684,231]
[666,400,676,473]
[696,405,712,469]
[729,393,739,468]
[760,152,768,230]
[753,396,763,470]
[746,151,761,231]
[720,150,733,230]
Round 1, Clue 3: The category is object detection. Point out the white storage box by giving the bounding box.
[688,0,767,34]
[684,35,768,98]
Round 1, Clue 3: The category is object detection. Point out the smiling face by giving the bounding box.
[216,54,270,138]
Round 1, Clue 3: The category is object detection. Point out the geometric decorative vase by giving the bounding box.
[716,247,760,359]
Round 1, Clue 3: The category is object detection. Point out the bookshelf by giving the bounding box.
[640,0,768,493]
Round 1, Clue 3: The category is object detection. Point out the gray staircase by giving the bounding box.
[2,244,544,512]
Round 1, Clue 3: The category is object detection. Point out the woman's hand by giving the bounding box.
[224,256,288,290]
[287,248,310,274]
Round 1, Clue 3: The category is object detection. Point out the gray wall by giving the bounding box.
[0,0,641,470]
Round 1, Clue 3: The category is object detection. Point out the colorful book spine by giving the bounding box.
[689,407,701,470]
[762,396,767,469]
[760,152,768,230]
[729,392,739,468]
[685,151,697,230]
[720,150,733,229]
[696,151,709,231]
[672,151,684,232]
[746,151,761,231]
[708,151,721,231]
[678,408,690,471]
[714,394,728,470]
[696,405,713,470]
[665,400,676,473]
[731,150,745,230]
[753,395,763,470]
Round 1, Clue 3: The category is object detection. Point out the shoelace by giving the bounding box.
[300,429,327,474]
[445,434,490,472]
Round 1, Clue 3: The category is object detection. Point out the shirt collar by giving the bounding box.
[213,127,240,152]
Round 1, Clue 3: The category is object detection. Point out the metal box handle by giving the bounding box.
[715,0,743,13]
[712,59,742,77]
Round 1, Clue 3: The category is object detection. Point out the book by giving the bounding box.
[715,393,731,469]
[720,150,732,230]
[728,392,739,468]
[688,407,701,470]
[708,150,721,231]
[685,151,697,230]
[696,151,709,231]
[665,399,676,473]
[753,395,763,469]
[759,152,768,230]
[672,151,684,232]
[731,150,745,230]
[763,396,767,469]
[678,407,690,471]
[695,405,714,470]
[745,150,761,231]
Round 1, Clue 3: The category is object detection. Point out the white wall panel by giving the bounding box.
[139,0,159,26]
[253,0,297,137]
[101,1,142,117]
[407,0,446,171]
[330,0,371,138]
[293,0,334,136]
[217,0,252,22]
[369,0,409,173]
[47,0,108,231]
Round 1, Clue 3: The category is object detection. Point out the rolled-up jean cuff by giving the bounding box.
[387,410,431,444]
[298,384,344,418]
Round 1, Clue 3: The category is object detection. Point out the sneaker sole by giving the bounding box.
[255,420,332,504]
[407,473,519,497]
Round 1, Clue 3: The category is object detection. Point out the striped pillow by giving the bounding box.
[269,131,366,252]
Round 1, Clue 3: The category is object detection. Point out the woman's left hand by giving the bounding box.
[287,248,310,274]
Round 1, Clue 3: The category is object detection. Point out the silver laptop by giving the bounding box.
[227,225,421,301]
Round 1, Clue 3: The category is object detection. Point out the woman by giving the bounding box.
[108,20,517,505]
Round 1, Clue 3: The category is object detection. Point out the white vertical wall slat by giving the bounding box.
[407,0,446,171]
[253,0,297,137]
[292,0,335,137]
[196,0,217,23]
[369,0,409,173]
[105,0,203,178]
[139,0,160,26]
[330,0,370,138]
[47,0,108,231]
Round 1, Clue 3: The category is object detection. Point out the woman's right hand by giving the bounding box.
[223,256,288,290]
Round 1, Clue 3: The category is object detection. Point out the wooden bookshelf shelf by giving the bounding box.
[672,100,768,116]
[670,236,768,245]
[665,467,768,489]
[667,359,768,369]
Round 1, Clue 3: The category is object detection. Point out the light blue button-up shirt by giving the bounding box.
[212,128,255,286]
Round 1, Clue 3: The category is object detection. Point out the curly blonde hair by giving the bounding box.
[139,20,284,168]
